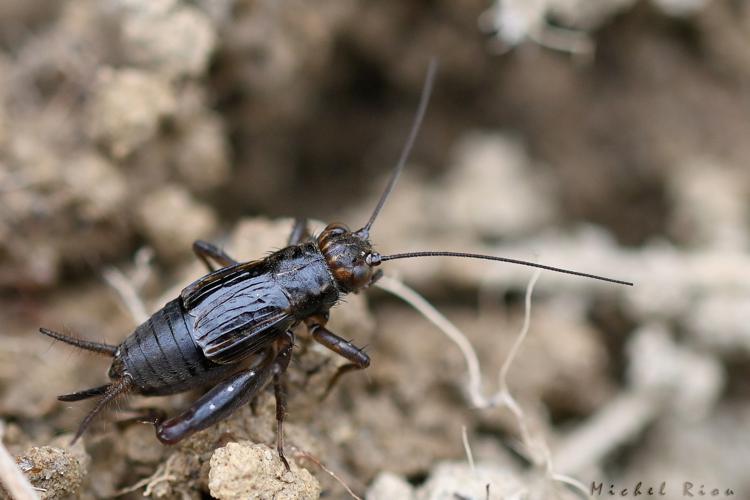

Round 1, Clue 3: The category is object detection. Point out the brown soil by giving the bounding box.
[1,1,749,498]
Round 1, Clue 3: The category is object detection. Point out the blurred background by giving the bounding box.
[1,0,749,498]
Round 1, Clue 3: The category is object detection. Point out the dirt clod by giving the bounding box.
[1,0,748,498]
[208,442,320,500]
[136,184,218,260]
[87,68,176,158]
[15,446,87,500]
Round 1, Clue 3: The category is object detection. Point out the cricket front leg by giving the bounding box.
[305,315,370,400]
[192,240,238,272]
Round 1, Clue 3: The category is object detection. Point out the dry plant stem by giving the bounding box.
[293,448,362,500]
[375,275,489,407]
[528,24,594,58]
[461,425,476,474]
[497,270,540,395]
[502,272,590,497]
[378,274,590,498]
[375,272,540,413]
[131,247,155,290]
[553,390,662,475]
[116,453,179,496]
[0,422,40,500]
[103,266,149,325]
[551,473,591,500]
[491,271,541,465]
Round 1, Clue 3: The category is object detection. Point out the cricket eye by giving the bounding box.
[319,223,349,246]
[351,264,370,286]
[366,253,382,266]
[323,223,348,236]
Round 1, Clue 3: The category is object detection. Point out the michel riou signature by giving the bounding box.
[591,481,735,497]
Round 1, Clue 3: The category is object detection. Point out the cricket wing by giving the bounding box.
[181,261,295,364]
[181,259,270,310]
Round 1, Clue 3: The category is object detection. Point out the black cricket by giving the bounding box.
[40,60,632,470]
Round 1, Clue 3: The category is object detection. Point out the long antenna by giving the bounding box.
[360,58,438,235]
[377,251,633,286]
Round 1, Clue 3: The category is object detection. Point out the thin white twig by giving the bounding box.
[492,270,546,466]
[103,266,149,325]
[375,275,488,407]
[378,272,595,496]
[461,425,476,474]
[0,422,40,500]
[497,270,540,395]
[553,390,661,475]
[117,453,178,497]
[528,24,594,58]
[375,271,541,416]
[551,473,591,500]
[293,448,362,500]
[131,247,155,290]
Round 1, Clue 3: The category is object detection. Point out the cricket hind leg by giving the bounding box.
[71,376,133,444]
[305,316,370,400]
[151,337,294,456]
[151,361,274,445]
[192,240,238,272]
[150,335,295,470]
[39,328,118,356]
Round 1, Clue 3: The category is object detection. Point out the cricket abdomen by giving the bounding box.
[117,299,235,396]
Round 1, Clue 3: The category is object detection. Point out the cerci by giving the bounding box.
[41,60,632,470]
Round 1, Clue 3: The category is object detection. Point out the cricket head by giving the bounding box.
[317,223,382,293]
